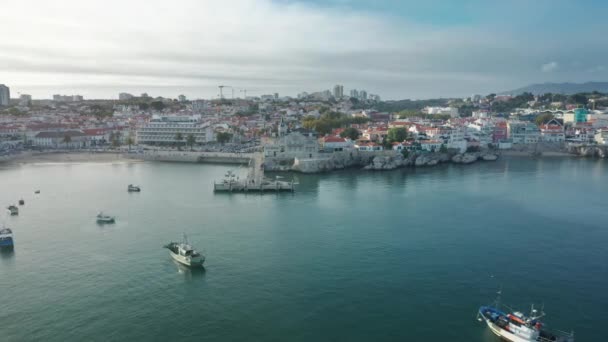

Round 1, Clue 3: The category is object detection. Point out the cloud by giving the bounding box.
[0,0,607,99]
[541,62,559,72]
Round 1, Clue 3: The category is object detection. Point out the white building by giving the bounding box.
[424,107,459,118]
[33,130,88,149]
[0,84,9,106]
[264,129,319,158]
[595,130,608,145]
[322,136,353,152]
[507,121,540,144]
[539,119,565,143]
[137,115,213,146]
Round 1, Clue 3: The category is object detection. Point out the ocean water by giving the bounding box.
[0,157,606,341]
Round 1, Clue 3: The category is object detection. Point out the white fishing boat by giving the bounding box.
[477,291,574,342]
[127,184,141,192]
[164,235,205,267]
[96,212,115,224]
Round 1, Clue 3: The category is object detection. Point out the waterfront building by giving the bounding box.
[263,129,319,158]
[392,141,417,152]
[420,140,443,152]
[492,121,508,143]
[507,121,540,144]
[0,84,9,106]
[539,119,565,143]
[354,141,383,151]
[137,115,213,146]
[594,129,608,145]
[321,136,353,152]
[33,130,88,149]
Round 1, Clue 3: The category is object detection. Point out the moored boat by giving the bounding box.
[477,293,574,342]
[164,235,205,267]
[7,205,18,215]
[18,199,25,206]
[127,184,141,192]
[0,228,14,250]
[96,212,115,224]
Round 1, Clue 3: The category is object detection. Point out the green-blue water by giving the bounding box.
[1,158,606,341]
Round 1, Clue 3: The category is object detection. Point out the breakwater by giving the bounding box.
[132,150,253,164]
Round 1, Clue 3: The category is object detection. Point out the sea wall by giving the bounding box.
[132,151,252,164]
[276,149,499,173]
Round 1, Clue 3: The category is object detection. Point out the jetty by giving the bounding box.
[213,153,295,193]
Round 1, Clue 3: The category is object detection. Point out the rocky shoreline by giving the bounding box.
[265,150,500,173]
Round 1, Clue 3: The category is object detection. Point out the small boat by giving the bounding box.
[34,190,40,194]
[7,205,18,216]
[96,212,115,224]
[477,292,574,342]
[164,234,205,267]
[18,199,25,206]
[0,228,14,250]
[127,184,141,192]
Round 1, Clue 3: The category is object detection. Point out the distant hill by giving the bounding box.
[502,82,608,95]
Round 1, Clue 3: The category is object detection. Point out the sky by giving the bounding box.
[1,0,608,100]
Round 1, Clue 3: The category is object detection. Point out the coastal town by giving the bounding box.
[1,83,608,171]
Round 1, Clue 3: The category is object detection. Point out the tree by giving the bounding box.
[340,127,360,140]
[62,134,72,149]
[126,134,135,152]
[110,131,121,148]
[535,113,555,126]
[175,132,184,150]
[439,144,448,153]
[150,101,165,111]
[569,93,588,105]
[139,103,150,110]
[386,127,409,143]
[186,134,196,151]
[216,132,232,144]
[486,93,496,101]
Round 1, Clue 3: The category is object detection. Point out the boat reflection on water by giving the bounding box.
[172,259,206,280]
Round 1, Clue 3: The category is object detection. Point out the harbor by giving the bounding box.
[213,153,295,193]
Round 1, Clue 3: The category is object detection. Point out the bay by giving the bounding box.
[0,157,606,341]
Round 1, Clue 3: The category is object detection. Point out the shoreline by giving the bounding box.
[0,148,596,168]
[0,151,142,165]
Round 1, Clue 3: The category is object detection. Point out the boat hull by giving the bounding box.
[479,309,533,342]
[169,251,204,267]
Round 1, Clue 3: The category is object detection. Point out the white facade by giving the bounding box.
[507,121,540,144]
[424,107,459,118]
[595,130,608,145]
[264,131,319,158]
[137,115,213,145]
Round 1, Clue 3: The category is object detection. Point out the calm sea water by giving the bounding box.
[0,157,606,341]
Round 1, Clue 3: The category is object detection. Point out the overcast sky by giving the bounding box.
[1,0,607,100]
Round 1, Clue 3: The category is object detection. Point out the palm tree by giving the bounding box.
[175,132,184,150]
[62,134,72,149]
[186,134,196,151]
